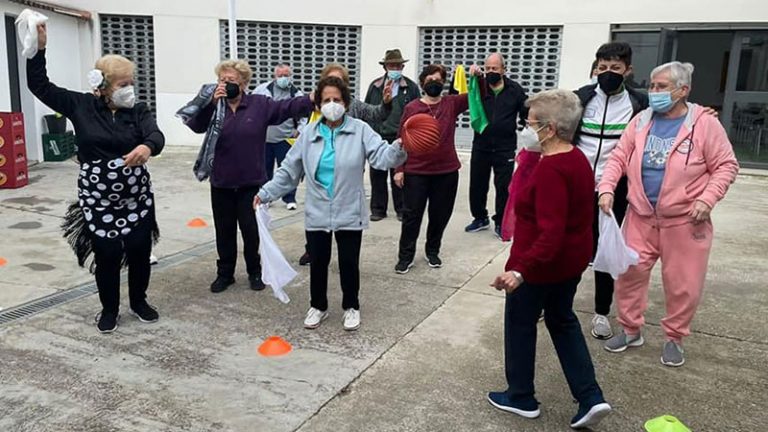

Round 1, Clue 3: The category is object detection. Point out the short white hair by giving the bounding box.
[525,89,583,142]
[651,61,695,88]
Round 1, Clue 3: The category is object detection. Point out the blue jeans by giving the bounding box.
[504,276,605,409]
[265,140,296,203]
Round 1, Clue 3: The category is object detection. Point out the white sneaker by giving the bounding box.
[304,307,328,329]
[149,254,158,265]
[286,202,298,211]
[590,314,613,339]
[343,309,360,331]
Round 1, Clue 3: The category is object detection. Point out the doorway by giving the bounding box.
[614,27,768,167]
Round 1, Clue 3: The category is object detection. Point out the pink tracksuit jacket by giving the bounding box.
[598,103,739,342]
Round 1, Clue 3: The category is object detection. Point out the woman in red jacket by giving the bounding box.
[488,89,611,430]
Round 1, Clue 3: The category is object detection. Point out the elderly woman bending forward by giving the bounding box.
[599,62,738,367]
[254,77,407,331]
[489,89,611,430]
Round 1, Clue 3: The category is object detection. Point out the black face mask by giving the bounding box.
[486,72,503,86]
[225,82,241,99]
[597,71,625,94]
[424,81,444,97]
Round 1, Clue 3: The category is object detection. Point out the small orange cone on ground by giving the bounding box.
[0,257,7,267]
[258,336,292,357]
[186,218,208,228]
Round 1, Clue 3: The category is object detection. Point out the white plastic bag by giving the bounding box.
[593,210,639,280]
[255,205,296,304]
[15,9,49,59]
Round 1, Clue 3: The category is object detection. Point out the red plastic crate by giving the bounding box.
[0,163,28,189]
[0,112,26,153]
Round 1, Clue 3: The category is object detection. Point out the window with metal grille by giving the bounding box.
[220,21,362,95]
[419,26,563,136]
[100,15,156,112]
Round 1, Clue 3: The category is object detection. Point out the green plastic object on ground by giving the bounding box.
[645,415,692,432]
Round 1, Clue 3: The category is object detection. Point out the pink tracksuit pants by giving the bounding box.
[616,209,713,342]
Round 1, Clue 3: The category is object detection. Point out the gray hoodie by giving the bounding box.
[258,117,407,231]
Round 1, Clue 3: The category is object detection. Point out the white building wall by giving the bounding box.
[3,0,768,148]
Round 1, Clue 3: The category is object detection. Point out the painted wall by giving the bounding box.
[3,0,768,148]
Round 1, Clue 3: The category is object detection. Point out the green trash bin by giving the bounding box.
[42,132,77,162]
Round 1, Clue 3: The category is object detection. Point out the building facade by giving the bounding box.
[2,0,767,166]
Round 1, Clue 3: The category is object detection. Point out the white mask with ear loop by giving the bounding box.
[518,125,546,152]
[111,85,136,109]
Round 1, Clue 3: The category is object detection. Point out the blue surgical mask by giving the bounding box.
[387,70,402,81]
[276,76,291,89]
[649,91,675,113]
[590,76,598,85]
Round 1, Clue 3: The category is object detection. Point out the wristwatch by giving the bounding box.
[511,271,523,283]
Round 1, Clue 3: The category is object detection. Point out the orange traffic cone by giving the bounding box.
[186,218,208,228]
[258,336,292,357]
[0,257,7,267]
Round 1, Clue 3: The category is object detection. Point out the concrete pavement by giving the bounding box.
[0,147,766,431]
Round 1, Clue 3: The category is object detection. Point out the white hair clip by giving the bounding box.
[87,69,105,90]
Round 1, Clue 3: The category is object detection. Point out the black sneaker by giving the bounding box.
[299,252,311,266]
[130,302,159,323]
[370,213,386,222]
[494,224,502,240]
[210,276,235,293]
[425,254,443,268]
[95,311,119,334]
[465,218,490,233]
[249,274,266,291]
[396,213,404,222]
[394,260,414,274]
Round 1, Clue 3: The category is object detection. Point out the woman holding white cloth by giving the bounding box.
[254,77,407,331]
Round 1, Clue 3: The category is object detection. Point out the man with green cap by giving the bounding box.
[365,49,421,222]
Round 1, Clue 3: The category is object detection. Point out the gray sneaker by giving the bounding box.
[590,314,613,339]
[661,340,685,367]
[604,330,644,353]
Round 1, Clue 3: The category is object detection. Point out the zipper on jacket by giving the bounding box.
[593,96,610,174]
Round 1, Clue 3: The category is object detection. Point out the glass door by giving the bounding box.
[722,31,768,166]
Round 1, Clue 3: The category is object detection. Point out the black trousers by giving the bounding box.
[469,149,515,225]
[504,276,605,409]
[369,136,404,217]
[306,230,363,311]
[398,171,459,262]
[92,220,153,314]
[210,185,261,278]
[592,176,629,316]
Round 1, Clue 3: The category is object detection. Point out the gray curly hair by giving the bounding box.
[525,89,584,142]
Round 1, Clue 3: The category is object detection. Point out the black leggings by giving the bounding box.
[306,230,363,311]
[92,220,153,314]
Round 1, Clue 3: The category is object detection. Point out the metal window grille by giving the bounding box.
[220,21,362,95]
[419,26,563,143]
[100,15,156,112]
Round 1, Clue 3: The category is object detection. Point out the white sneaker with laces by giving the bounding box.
[591,314,613,339]
[286,202,298,211]
[304,307,328,329]
[343,309,360,331]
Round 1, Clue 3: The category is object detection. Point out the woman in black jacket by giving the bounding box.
[27,24,165,334]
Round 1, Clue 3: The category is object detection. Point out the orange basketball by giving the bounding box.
[402,113,441,154]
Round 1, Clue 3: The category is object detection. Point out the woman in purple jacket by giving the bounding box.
[185,60,314,294]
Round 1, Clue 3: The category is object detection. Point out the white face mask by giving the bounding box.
[518,126,543,152]
[111,85,136,109]
[321,101,345,122]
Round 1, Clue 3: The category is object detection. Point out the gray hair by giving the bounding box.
[651,61,695,88]
[525,89,583,142]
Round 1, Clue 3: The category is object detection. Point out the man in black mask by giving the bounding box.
[573,42,648,341]
[465,53,528,238]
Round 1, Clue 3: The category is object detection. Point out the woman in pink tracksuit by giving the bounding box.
[597,61,739,367]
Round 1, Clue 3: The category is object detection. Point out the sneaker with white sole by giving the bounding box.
[661,340,685,367]
[286,202,298,211]
[570,402,612,429]
[395,260,413,274]
[95,311,120,334]
[149,254,158,265]
[304,307,328,329]
[343,309,360,331]
[487,391,540,419]
[590,314,613,339]
[425,254,442,268]
[604,330,644,353]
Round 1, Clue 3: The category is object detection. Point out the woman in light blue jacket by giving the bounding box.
[254,77,407,331]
